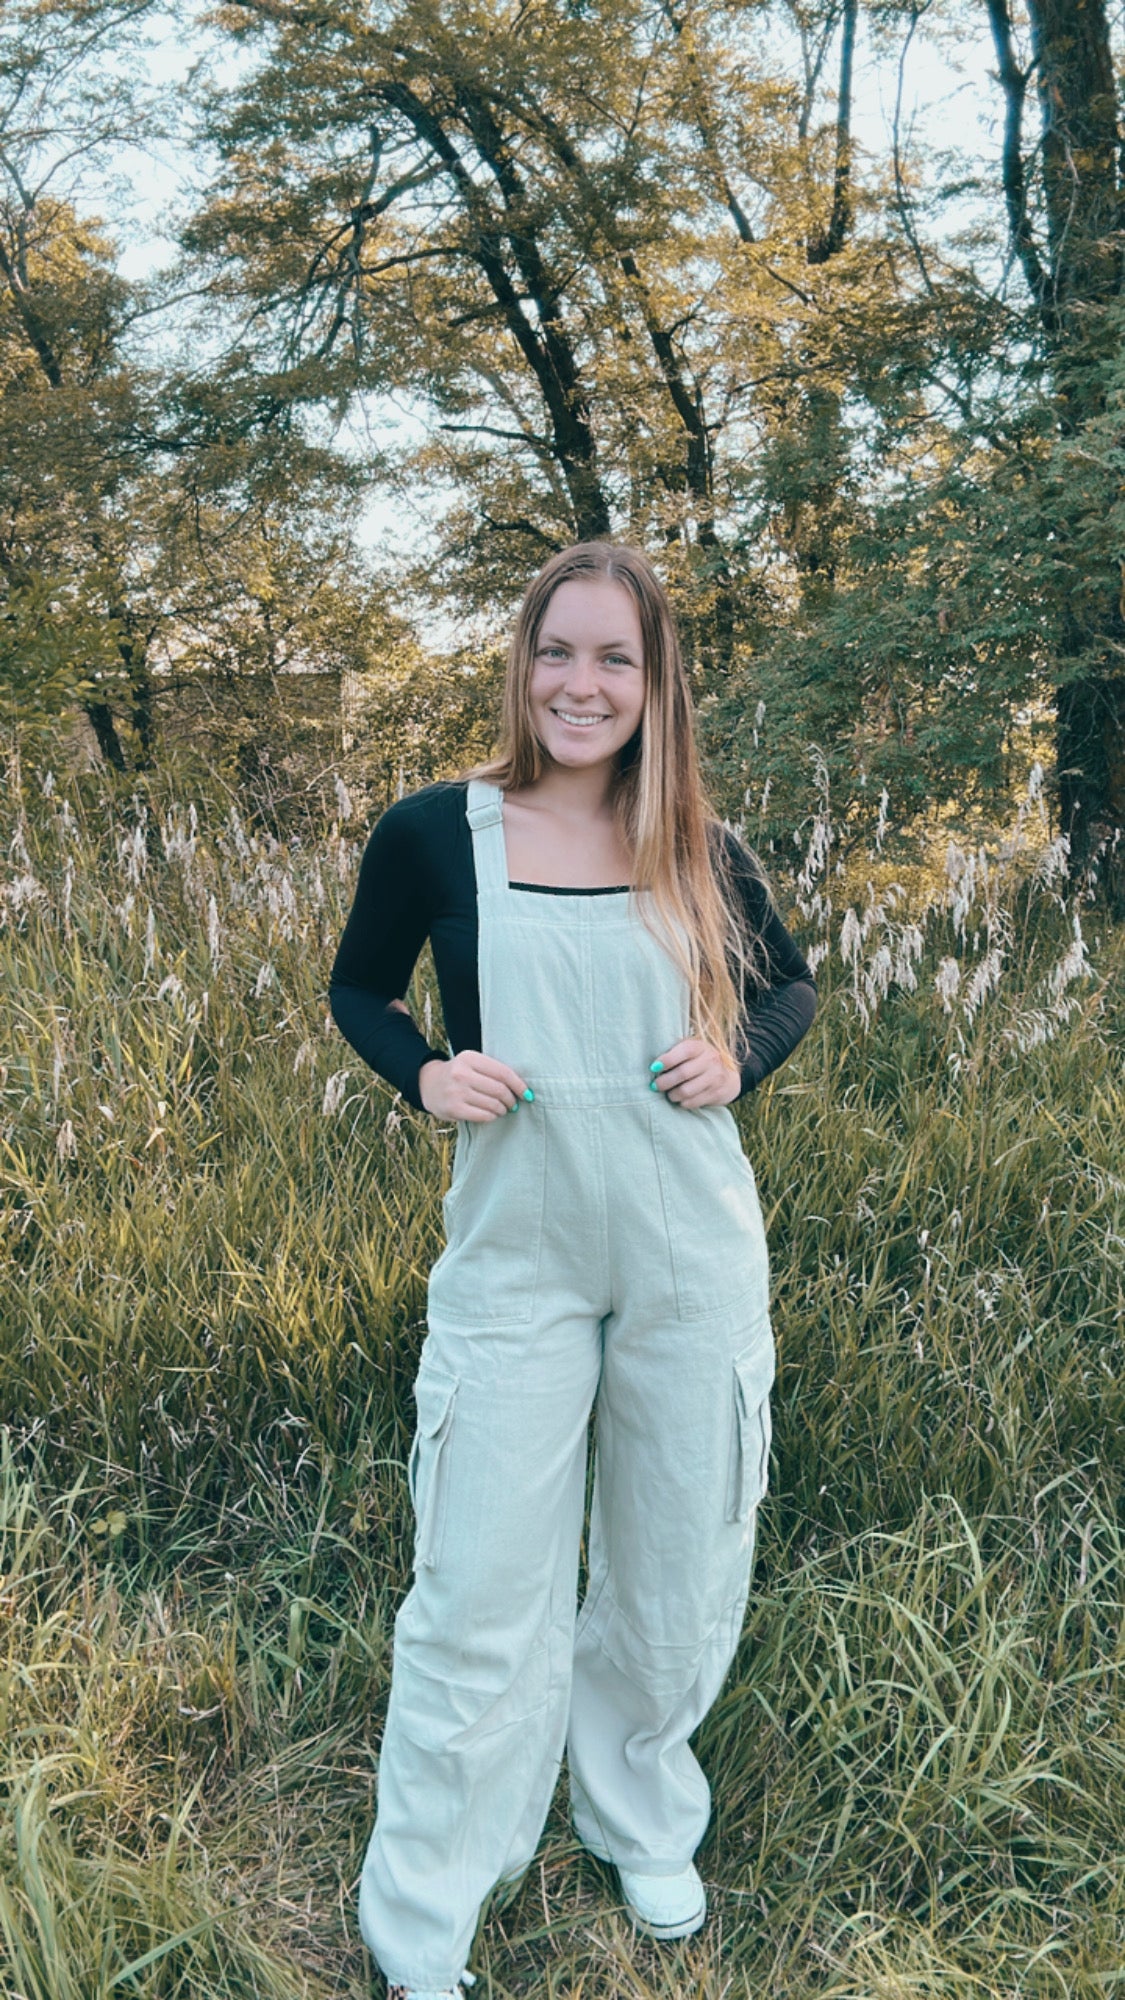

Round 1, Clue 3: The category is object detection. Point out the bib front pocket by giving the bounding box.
[652,1101,771,1322]
[428,1109,547,1325]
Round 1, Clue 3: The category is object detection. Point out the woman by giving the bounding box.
[329,542,817,2000]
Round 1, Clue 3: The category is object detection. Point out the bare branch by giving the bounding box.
[890,3,935,295]
[985,0,1050,318]
[438,421,552,448]
[658,0,755,242]
[476,512,560,547]
[793,0,842,145]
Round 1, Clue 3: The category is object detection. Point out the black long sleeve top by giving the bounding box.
[329,780,817,1111]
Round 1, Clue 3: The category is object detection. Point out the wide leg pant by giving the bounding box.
[357,778,775,1990]
[357,1287,773,1990]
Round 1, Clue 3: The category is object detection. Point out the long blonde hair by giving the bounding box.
[461,541,771,1070]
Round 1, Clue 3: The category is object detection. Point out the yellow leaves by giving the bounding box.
[88,1510,127,1541]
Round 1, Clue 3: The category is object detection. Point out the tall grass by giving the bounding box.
[1,751,1121,1997]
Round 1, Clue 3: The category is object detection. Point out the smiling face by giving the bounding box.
[528,576,645,770]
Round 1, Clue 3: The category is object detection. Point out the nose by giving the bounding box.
[563,654,603,697]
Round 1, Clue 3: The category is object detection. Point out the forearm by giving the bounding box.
[736,976,818,1097]
[328,981,449,1112]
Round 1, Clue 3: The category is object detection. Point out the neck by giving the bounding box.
[525,758,619,819]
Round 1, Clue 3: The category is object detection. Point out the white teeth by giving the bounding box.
[554,710,608,726]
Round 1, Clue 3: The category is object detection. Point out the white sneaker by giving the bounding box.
[616,1862,707,1940]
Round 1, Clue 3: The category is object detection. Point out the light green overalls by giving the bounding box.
[358,779,775,1991]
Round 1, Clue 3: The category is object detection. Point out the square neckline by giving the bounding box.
[497,787,632,895]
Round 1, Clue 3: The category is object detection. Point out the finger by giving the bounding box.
[466,1088,516,1120]
[461,1090,512,1121]
[675,1052,740,1104]
[455,1069,517,1115]
[470,1072,520,1112]
[669,1079,712,1106]
[666,1058,724,1103]
[656,1056,700,1088]
[472,1053,531,1101]
[652,1038,704,1069]
[452,1071,514,1117]
[655,1054,708,1089]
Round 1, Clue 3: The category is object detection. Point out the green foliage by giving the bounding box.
[1,0,1123,868]
[0,761,1121,1995]
[0,8,418,771]
[343,642,509,808]
[0,574,124,738]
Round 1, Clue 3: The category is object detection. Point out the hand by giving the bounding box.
[650,1037,741,1108]
[419,1050,531,1121]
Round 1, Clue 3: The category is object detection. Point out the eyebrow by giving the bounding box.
[538,632,638,651]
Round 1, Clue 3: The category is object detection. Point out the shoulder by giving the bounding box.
[373,779,467,831]
[354,784,470,910]
[364,780,467,853]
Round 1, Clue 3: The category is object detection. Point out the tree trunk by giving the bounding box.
[84,700,126,769]
[768,5,856,621]
[115,614,156,765]
[0,202,154,775]
[1056,666,1125,877]
[998,0,1125,891]
[806,0,857,266]
[1030,0,1119,344]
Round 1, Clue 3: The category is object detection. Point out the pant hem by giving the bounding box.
[572,1826,695,1876]
[372,1965,472,1993]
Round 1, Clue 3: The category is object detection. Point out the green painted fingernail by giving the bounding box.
[650,1060,664,1073]
[508,1102,518,1112]
[650,1078,659,1090]
[522,1088,534,1102]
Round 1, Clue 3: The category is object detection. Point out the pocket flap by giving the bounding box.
[729,1337,775,1522]
[733,1337,774,1419]
[413,1362,459,1438]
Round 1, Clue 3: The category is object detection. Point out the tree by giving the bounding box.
[9,0,1117,869]
[0,0,405,775]
[186,0,873,667]
[0,0,176,761]
[986,0,1125,889]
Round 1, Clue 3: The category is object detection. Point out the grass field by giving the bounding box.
[1,756,1122,1998]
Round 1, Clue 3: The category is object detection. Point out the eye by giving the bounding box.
[536,645,566,658]
[605,653,634,667]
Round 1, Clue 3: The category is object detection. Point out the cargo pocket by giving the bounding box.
[726,1341,774,1524]
[407,1361,459,1570]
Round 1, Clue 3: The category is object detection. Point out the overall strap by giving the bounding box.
[465,778,509,893]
